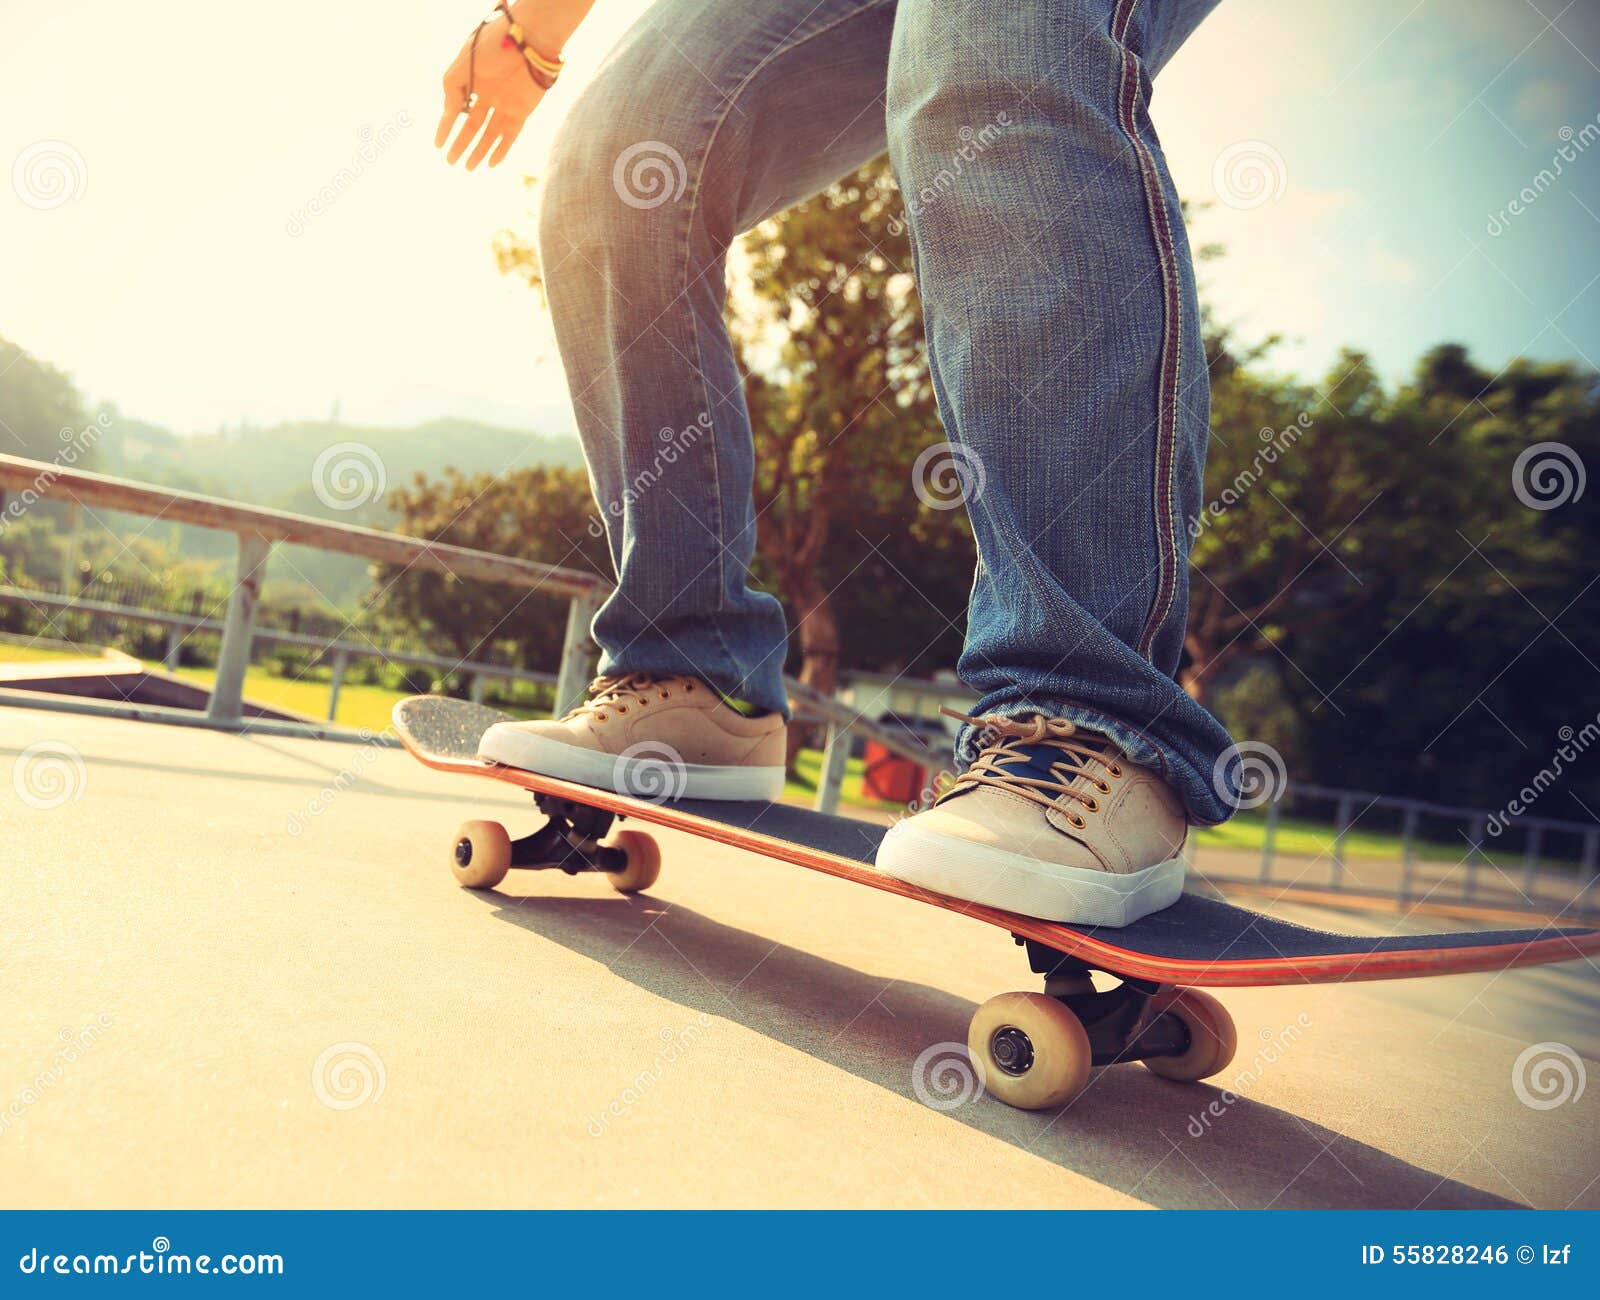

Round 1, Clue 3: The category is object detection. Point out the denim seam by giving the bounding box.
[1110,0,1183,662]
[677,0,898,635]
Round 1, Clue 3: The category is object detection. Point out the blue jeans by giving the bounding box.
[540,0,1237,825]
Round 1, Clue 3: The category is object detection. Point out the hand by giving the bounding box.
[435,11,548,170]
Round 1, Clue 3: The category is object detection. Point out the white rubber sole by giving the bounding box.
[477,724,785,802]
[874,820,1185,928]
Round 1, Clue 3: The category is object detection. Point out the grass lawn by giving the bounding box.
[157,663,554,735]
[1192,809,1453,862]
[162,664,411,734]
[0,639,104,664]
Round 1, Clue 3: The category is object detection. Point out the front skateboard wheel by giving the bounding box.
[451,819,511,890]
[968,992,1092,1110]
[1142,988,1237,1082]
[606,829,661,894]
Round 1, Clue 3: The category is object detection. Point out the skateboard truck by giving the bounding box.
[485,794,629,876]
[449,792,662,894]
[1016,936,1193,1068]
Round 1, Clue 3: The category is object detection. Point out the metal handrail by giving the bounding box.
[0,454,941,807]
[0,456,608,599]
[0,453,608,723]
[0,584,555,718]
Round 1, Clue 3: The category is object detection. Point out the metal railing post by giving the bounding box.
[1398,804,1419,901]
[163,625,182,672]
[326,648,349,721]
[1330,795,1353,889]
[553,591,602,718]
[469,673,486,704]
[1520,825,1543,901]
[815,723,849,816]
[207,532,271,723]
[1464,813,1487,901]
[1258,798,1280,881]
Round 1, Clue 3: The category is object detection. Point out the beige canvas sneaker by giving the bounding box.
[875,714,1188,926]
[477,673,787,801]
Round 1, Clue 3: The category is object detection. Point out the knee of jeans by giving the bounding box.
[886,88,1018,251]
[887,0,1111,190]
[887,66,1015,230]
[538,74,712,291]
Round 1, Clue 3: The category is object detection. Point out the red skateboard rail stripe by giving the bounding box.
[405,745,1600,988]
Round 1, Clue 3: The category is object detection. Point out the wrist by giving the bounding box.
[506,0,581,60]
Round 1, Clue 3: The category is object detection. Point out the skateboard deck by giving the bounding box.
[393,695,1600,988]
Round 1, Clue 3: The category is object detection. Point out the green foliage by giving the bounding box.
[736,158,962,690]
[1186,348,1455,700]
[0,336,88,463]
[376,464,612,671]
[272,646,316,679]
[1236,350,1599,810]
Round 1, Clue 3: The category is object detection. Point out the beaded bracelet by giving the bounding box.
[497,1,564,89]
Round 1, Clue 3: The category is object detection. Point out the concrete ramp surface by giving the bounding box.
[2,706,1597,1209]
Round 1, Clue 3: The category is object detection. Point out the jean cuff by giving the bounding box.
[953,699,1170,782]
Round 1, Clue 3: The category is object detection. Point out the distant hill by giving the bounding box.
[91,412,585,521]
[1,335,589,609]
[78,410,588,608]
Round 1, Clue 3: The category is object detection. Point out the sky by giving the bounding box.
[1,0,1597,437]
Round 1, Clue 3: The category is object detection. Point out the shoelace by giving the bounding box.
[941,710,1124,828]
[564,672,696,722]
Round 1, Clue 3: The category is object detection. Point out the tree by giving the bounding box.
[378,466,612,671]
[736,159,947,701]
[1183,351,1409,705]
[0,336,87,464]
[1271,349,1599,809]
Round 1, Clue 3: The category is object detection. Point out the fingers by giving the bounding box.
[435,64,534,168]
[435,92,466,149]
[465,109,501,171]
[466,109,527,171]
[445,100,492,166]
[436,62,471,148]
[486,116,526,168]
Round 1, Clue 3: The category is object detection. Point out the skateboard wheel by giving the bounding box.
[1142,988,1237,1083]
[968,992,1092,1111]
[451,820,511,890]
[606,829,661,894]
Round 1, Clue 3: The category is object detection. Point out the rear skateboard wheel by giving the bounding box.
[606,829,661,894]
[968,992,1092,1111]
[1142,988,1237,1083]
[451,820,511,890]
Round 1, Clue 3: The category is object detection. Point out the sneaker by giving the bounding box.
[874,714,1187,926]
[477,673,786,801]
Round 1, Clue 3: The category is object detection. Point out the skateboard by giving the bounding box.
[394,695,1600,1111]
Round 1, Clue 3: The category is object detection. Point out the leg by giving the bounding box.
[885,0,1235,824]
[539,0,898,716]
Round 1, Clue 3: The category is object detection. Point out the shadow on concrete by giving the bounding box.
[483,890,1519,1210]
